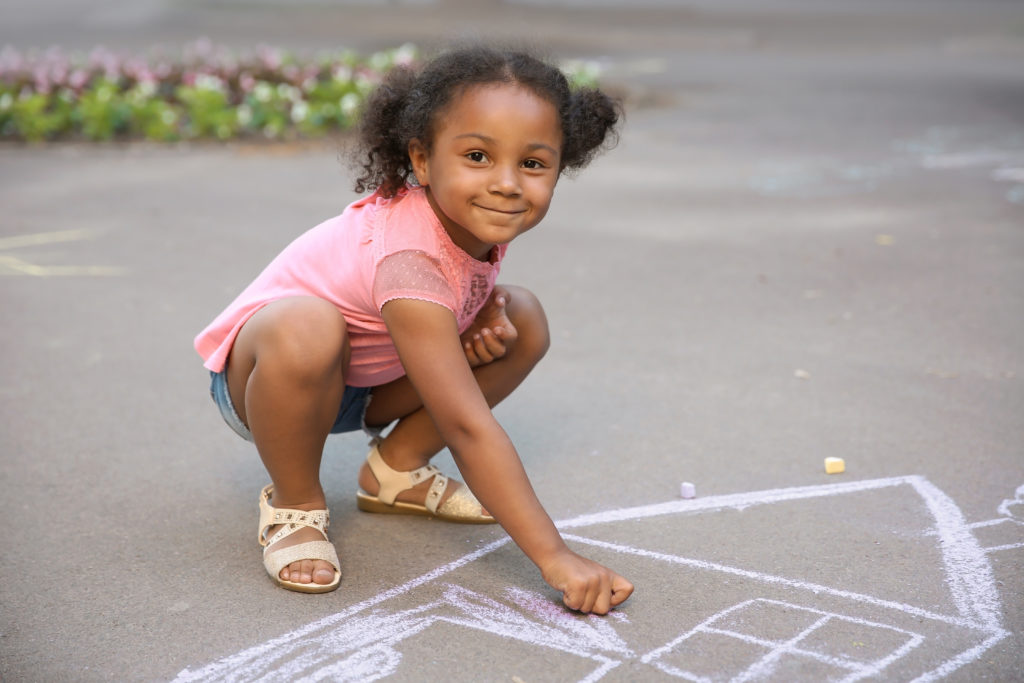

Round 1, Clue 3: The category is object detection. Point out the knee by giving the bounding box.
[504,286,550,363]
[254,298,349,380]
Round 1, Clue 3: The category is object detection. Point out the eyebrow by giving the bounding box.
[454,133,558,156]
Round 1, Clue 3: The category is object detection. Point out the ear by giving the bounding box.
[408,138,430,187]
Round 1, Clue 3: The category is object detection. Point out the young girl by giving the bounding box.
[194,45,633,614]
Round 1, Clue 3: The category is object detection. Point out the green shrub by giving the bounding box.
[0,42,604,143]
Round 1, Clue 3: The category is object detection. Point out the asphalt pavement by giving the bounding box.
[1,1,1023,681]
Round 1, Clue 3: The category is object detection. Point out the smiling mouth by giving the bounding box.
[477,206,526,215]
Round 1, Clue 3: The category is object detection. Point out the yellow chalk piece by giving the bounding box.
[824,457,845,474]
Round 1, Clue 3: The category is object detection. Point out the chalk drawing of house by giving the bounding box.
[175,476,1021,682]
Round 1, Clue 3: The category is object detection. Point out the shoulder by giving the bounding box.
[376,186,442,258]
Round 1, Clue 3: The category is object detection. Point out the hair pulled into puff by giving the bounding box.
[352,45,622,198]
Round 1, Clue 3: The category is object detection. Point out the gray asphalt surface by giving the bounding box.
[1,1,1023,681]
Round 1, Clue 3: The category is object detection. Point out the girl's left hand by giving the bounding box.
[461,286,518,367]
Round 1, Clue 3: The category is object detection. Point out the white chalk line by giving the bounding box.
[984,542,1024,553]
[560,475,1003,631]
[173,537,512,682]
[725,605,924,683]
[967,518,1023,530]
[642,597,929,683]
[733,616,834,683]
[175,475,1010,682]
[909,631,1011,683]
[556,476,914,530]
[911,477,1003,629]
[695,624,920,677]
[996,484,1024,517]
[266,584,627,683]
[857,631,928,683]
[428,615,621,683]
[561,533,987,632]
[644,598,921,665]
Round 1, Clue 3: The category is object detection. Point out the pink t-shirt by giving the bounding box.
[194,186,506,387]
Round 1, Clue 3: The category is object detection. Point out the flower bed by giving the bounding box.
[0,41,601,143]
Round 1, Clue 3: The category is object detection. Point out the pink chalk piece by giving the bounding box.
[680,482,696,499]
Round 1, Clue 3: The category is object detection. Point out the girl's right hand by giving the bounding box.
[539,548,634,615]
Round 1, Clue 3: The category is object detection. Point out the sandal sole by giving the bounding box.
[274,574,341,594]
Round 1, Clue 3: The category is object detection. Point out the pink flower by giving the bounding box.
[69,69,90,90]
[258,45,282,70]
[34,71,51,94]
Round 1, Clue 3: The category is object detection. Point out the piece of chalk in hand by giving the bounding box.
[824,457,845,474]
[680,482,696,499]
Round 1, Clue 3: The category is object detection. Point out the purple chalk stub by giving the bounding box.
[680,482,696,499]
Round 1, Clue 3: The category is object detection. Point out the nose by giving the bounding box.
[488,164,522,197]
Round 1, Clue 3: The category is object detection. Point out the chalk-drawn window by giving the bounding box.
[643,599,924,682]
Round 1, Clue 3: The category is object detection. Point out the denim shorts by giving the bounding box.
[209,369,375,442]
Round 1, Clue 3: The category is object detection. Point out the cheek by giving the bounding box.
[529,181,557,211]
[442,174,477,202]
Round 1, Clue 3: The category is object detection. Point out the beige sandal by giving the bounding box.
[356,439,496,524]
[258,484,341,593]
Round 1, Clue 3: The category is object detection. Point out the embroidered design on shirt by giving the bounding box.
[462,273,490,318]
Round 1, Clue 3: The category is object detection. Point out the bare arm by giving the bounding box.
[384,297,564,561]
[382,298,633,613]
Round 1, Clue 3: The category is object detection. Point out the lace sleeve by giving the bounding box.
[372,249,458,314]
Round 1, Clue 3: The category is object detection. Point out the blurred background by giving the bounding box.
[2,1,1023,681]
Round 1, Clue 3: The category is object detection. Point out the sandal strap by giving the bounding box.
[425,473,448,514]
[258,484,330,547]
[263,540,340,579]
[366,439,446,506]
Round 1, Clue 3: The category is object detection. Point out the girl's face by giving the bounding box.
[409,83,562,260]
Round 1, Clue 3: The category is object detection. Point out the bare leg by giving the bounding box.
[359,285,550,506]
[227,296,349,586]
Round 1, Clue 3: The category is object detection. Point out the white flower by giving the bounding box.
[290,101,309,123]
[369,51,391,71]
[276,83,300,102]
[136,80,157,98]
[355,75,374,96]
[393,43,417,66]
[194,73,225,92]
[253,82,273,103]
[340,92,360,117]
[236,104,253,126]
[332,65,352,83]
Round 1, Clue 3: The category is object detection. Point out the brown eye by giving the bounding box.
[466,151,486,163]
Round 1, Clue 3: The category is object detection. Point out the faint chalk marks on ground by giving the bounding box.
[747,126,1024,203]
[898,126,1024,205]
[0,228,126,277]
[747,158,896,198]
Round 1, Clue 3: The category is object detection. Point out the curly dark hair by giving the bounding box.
[352,45,621,198]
